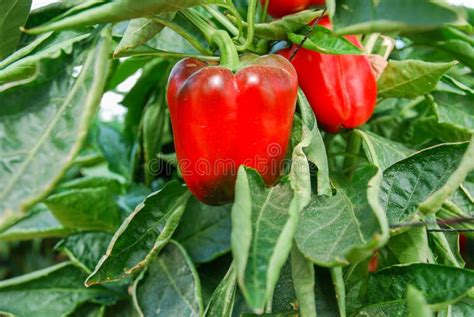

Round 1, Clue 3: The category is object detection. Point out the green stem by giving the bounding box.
[343,131,362,176]
[212,30,240,69]
[330,267,347,317]
[260,0,270,23]
[114,49,220,61]
[205,6,239,36]
[237,0,257,51]
[152,17,211,56]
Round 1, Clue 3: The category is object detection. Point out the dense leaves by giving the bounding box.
[1,0,474,316]
[0,262,119,317]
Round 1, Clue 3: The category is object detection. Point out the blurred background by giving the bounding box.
[1,0,471,279]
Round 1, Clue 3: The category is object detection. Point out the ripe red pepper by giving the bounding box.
[260,0,326,18]
[279,17,377,133]
[167,54,298,205]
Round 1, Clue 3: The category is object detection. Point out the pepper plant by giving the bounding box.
[1,0,474,316]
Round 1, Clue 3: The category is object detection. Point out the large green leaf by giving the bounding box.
[0,29,90,83]
[356,129,413,170]
[26,0,217,34]
[251,10,321,40]
[44,187,121,232]
[0,0,32,59]
[86,182,191,285]
[288,25,362,55]
[354,300,408,317]
[0,262,118,317]
[378,60,456,98]
[231,167,300,313]
[386,227,432,264]
[380,141,474,225]
[56,232,113,273]
[175,197,232,263]
[133,241,203,317]
[295,165,389,266]
[114,18,166,56]
[331,0,460,35]
[0,27,111,223]
[0,204,72,240]
[367,264,474,308]
[413,93,474,143]
[271,260,297,314]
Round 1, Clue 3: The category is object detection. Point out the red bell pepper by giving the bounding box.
[167,32,298,205]
[260,0,326,18]
[279,17,377,133]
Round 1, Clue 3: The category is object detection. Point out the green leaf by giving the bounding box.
[0,204,72,240]
[0,29,90,83]
[380,141,473,225]
[204,264,237,317]
[0,27,111,223]
[114,18,166,56]
[354,300,408,317]
[56,232,113,273]
[428,223,465,267]
[378,60,457,98]
[406,285,432,317]
[231,167,300,313]
[368,264,474,307]
[0,0,32,59]
[331,0,460,35]
[288,25,362,55]
[291,89,330,204]
[175,197,232,263]
[133,241,203,317]
[86,182,191,285]
[0,262,118,317]
[26,0,218,34]
[356,129,413,170]
[252,10,321,40]
[386,227,432,264]
[290,246,316,317]
[44,187,121,232]
[70,303,105,317]
[442,299,474,317]
[295,165,389,266]
[271,260,297,314]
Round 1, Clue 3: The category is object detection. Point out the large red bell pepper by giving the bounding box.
[260,0,326,18]
[279,16,377,133]
[167,49,298,205]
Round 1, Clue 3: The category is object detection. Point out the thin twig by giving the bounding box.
[390,216,474,232]
[289,9,326,61]
[427,229,474,233]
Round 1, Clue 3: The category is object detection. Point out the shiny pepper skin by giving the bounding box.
[279,17,377,133]
[260,0,325,18]
[167,55,298,205]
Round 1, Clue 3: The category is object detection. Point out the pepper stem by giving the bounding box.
[212,30,240,70]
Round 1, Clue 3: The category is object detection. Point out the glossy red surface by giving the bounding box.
[279,17,377,133]
[261,0,326,18]
[167,55,298,205]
